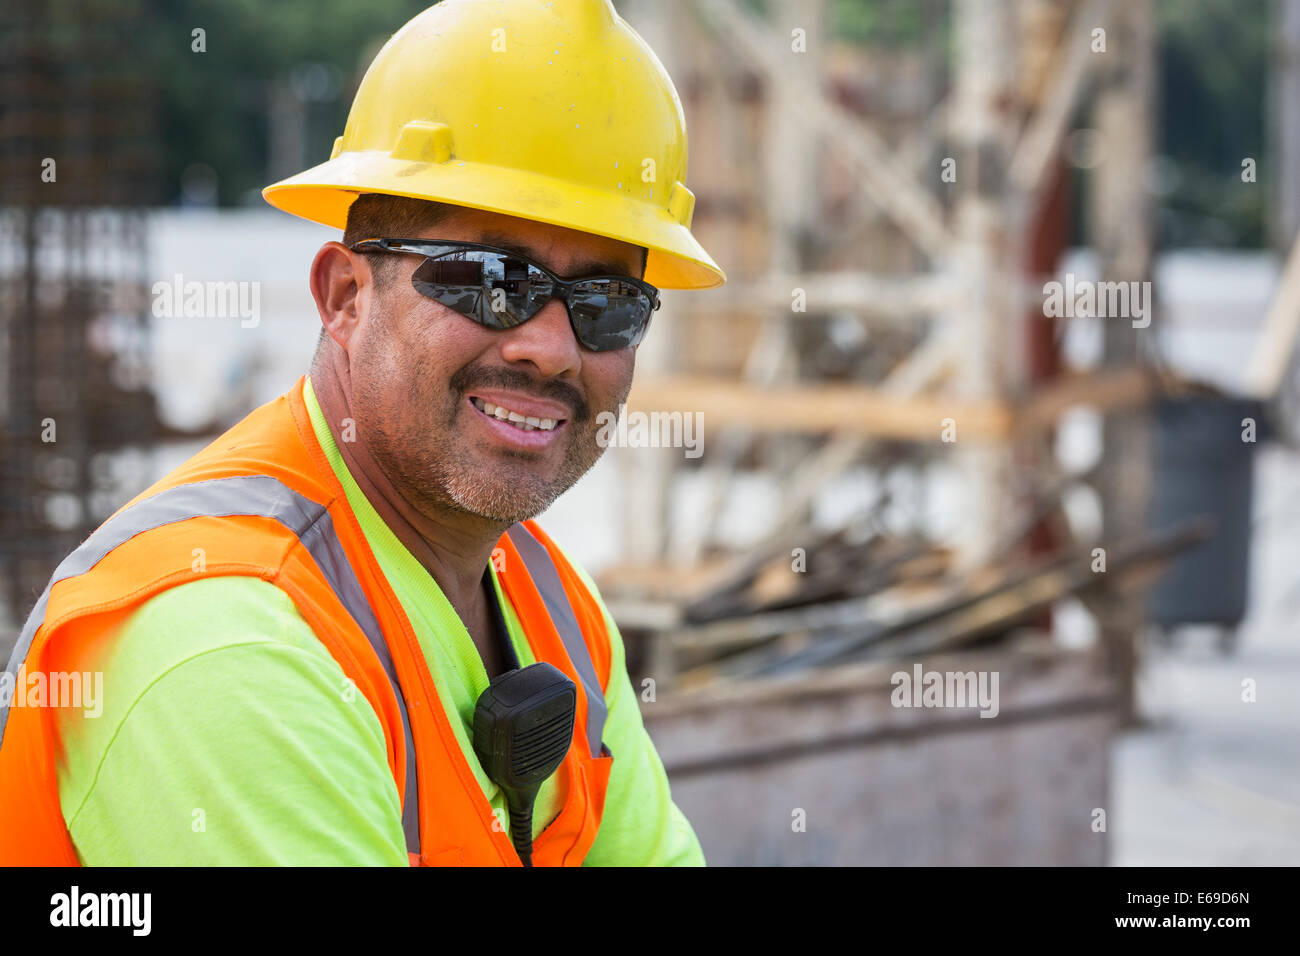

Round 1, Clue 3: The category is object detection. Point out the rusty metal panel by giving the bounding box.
[645,644,1115,865]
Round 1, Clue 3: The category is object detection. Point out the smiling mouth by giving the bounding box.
[469,396,565,432]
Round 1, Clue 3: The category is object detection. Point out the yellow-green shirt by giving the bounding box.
[53,376,703,866]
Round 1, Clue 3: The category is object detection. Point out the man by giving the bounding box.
[0,0,724,866]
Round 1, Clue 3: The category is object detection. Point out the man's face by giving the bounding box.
[346,207,643,525]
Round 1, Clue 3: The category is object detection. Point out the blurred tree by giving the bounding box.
[136,0,430,207]
[1157,0,1267,247]
[114,0,1269,253]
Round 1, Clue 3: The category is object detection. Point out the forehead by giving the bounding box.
[414,206,644,278]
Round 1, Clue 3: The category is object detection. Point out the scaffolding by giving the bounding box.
[605,0,1159,724]
[0,3,163,649]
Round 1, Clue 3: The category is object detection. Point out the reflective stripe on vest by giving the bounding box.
[505,524,607,758]
[0,475,422,854]
[0,475,607,859]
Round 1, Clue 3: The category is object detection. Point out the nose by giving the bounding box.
[496,297,583,378]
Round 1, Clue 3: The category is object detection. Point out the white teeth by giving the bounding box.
[472,397,560,431]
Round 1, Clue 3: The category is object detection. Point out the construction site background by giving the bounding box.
[3,0,1298,865]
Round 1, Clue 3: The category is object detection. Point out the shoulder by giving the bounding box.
[55,575,391,843]
[54,576,404,864]
[55,575,343,751]
[100,574,335,680]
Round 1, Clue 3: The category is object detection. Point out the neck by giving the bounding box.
[308,356,507,618]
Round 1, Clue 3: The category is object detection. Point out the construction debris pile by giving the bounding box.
[599,484,1213,696]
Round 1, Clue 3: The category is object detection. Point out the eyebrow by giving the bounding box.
[474,231,642,279]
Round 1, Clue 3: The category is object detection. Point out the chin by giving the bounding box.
[445,479,561,524]
[431,442,603,523]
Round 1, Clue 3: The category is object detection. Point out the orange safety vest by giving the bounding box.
[0,375,614,866]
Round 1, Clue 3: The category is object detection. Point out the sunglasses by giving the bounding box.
[350,238,661,352]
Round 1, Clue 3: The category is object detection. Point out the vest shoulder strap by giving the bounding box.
[0,473,419,859]
[500,521,611,758]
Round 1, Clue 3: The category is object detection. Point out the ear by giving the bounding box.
[310,241,373,354]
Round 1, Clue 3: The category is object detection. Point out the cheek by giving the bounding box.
[357,298,483,393]
[587,351,636,409]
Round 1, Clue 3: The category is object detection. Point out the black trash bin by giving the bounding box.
[1146,394,1263,645]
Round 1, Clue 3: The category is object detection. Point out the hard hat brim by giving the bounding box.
[263,151,726,291]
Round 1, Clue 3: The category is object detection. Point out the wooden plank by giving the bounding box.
[1017,366,1158,432]
[625,367,1156,442]
[670,272,961,321]
[1246,229,1300,398]
[665,516,1210,684]
[625,377,1013,441]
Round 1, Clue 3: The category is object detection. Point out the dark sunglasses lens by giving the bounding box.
[411,253,552,328]
[568,279,653,351]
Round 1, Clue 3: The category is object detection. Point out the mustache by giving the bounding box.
[448,363,590,423]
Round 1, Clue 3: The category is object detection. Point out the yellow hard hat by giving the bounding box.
[263,0,725,290]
